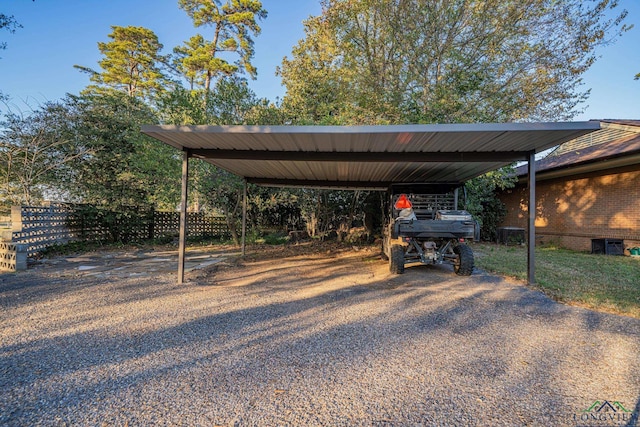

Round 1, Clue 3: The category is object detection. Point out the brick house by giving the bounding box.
[498,120,640,254]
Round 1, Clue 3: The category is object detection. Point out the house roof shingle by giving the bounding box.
[517,120,640,177]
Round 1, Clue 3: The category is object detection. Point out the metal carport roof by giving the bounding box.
[141,122,601,189]
[141,121,601,285]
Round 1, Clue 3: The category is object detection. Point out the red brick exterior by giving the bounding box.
[498,164,640,253]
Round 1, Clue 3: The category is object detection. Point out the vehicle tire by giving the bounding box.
[390,244,405,274]
[453,244,474,276]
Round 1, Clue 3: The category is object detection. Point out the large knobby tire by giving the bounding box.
[390,244,405,274]
[453,244,474,276]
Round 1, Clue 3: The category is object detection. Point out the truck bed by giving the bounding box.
[394,219,475,240]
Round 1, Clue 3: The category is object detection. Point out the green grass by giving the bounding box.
[473,243,640,318]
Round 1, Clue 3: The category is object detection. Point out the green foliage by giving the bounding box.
[69,203,154,243]
[277,0,629,235]
[296,189,371,238]
[155,77,289,245]
[0,91,179,211]
[462,167,517,241]
[262,233,288,245]
[280,0,630,124]
[198,166,245,244]
[75,26,170,99]
[176,0,267,90]
[0,102,89,209]
[157,77,280,125]
[56,90,180,210]
[248,186,302,231]
[254,231,289,245]
[277,10,352,125]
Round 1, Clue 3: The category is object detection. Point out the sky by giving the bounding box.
[0,0,639,121]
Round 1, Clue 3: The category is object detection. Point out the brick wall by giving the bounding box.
[498,164,640,253]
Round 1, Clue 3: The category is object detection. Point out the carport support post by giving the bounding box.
[527,151,536,285]
[178,149,191,284]
[241,179,247,256]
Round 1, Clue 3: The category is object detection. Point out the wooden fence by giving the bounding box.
[4,202,230,258]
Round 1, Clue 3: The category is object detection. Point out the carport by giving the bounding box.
[142,122,600,284]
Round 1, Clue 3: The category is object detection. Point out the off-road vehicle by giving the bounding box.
[382,183,477,275]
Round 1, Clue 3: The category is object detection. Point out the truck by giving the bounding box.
[381,183,477,275]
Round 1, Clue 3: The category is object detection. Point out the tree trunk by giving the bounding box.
[226,213,239,246]
[205,71,212,91]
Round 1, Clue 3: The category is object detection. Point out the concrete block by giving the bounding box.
[15,244,28,271]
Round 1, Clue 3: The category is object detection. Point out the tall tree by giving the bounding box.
[176,0,267,90]
[156,78,286,244]
[277,11,353,124]
[0,103,88,209]
[278,0,630,238]
[75,26,169,99]
[157,77,266,125]
[56,90,180,210]
[279,0,630,124]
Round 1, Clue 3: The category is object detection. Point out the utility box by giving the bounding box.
[497,227,526,245]
[591,238,624,256]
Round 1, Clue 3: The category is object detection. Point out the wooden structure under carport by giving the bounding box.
[142,122,601,285]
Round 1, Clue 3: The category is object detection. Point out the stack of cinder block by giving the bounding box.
[0,211,27,271]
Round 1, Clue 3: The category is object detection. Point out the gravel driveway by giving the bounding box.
[1,245,639,426]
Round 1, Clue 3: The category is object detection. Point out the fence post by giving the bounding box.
[0,242,27,271]
[11,206,22,234]
[148,208,155,240]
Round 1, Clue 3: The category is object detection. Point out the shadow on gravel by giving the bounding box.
[1,249,639,426]
[0,273,107,308]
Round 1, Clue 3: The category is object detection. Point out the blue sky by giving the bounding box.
[1,0,638,121]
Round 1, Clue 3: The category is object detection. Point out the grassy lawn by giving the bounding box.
[473,243,640,318]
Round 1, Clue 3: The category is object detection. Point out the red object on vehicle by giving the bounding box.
[394,194,412,210]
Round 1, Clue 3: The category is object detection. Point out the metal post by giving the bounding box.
[454,188,459,210]
[241,179,247,256]
[178,149,190,284]
[527,151,536,285]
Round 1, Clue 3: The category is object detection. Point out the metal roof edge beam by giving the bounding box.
[191,149,529,163]
[142,121,601,135]
[247,178,390,190]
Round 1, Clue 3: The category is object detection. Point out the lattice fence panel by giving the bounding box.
[8,203,230,257]
[10,203,105,256]
[153,211,229,239]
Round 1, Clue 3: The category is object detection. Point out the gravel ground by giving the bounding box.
[1,244,639,426]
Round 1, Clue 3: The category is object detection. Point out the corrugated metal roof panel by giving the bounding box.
[142,122,600,189]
